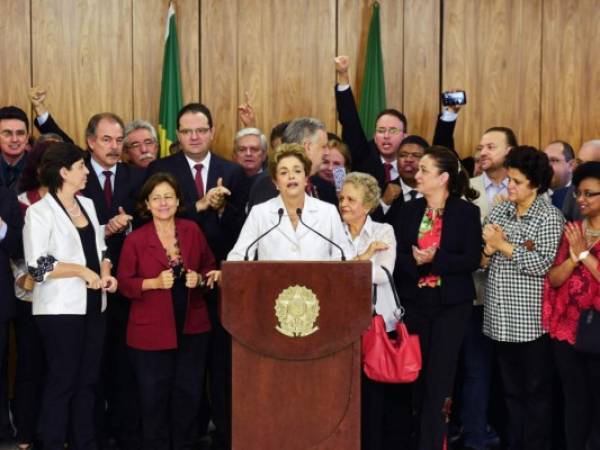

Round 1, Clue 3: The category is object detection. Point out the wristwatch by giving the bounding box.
[578,250,590,261]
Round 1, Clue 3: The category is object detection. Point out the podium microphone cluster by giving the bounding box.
[296,208,346,261]
[244,208,284,261]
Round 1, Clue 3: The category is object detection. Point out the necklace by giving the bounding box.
[584,219,600,238]
[65,201,79,213]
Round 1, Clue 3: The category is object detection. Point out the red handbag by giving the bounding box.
[361,267,422,383]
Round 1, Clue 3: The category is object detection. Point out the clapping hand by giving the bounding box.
[564,222,586,262]
[106,207,133,236]
[185,269,200,289]
[483,223,506,251]
[101,275,118,293]
[412,245,437,265]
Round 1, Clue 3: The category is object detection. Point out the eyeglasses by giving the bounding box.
[375,127,403,136]
[179,127,211,137]
[236,145,262,154]
[128,139,156,150]
[573,190,600,199]
[149,194,177,203]
[398,151,423,159]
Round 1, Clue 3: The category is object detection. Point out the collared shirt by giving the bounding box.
[184,151,212,195]
[90,157,117,191]
[483,196,565,343]
[399,177,421,203]
[343,216,398,331]
[482,171,508,205]
[0,220,6,240]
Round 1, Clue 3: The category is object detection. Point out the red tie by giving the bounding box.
[194,164,204,198]
[103,171,113,209]
[383,163,393,183]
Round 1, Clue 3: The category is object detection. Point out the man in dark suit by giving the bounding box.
[0,106,30,192]
[147,103,246,450]
[544,140,575,210]
[82,112,145,450]
[247,117,338,210]
[0,187,24,441]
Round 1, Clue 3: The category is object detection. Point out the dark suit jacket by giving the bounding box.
[551,186,570,210]
[0,187,24,321]
[81,158,145,269]
[34,113,74,144]
[117,219,215,350]
[247,172,338,211]
[147,151,246,263]
[391,196,482,305]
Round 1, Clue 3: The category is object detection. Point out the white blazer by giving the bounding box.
[23,194,108,315]
[228,194,354,261]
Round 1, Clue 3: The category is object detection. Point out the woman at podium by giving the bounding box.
[227,143,352,261]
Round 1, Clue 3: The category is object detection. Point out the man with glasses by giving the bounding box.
[147,102,246,450]
[0,106,30,192]
[123,120,159,169]
[562,140,600,221]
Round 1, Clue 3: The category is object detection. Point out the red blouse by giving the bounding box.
[542,222,600,344]
[417,207,443,288]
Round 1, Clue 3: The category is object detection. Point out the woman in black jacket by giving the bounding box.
[392,146,482,450]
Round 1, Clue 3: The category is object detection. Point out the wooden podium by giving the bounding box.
[221,261,372,450]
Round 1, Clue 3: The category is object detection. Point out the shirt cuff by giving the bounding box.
[37,111,49,126]
[440,107,458,122]
[0,221,7,241]
[336,84,350,92]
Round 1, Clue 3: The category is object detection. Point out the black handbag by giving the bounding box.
[575,309,600,354]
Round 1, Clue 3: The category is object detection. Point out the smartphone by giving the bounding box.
[441,90,467,106]
[333,166,346,192]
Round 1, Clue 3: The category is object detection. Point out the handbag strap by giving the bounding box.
[381,266,402,310]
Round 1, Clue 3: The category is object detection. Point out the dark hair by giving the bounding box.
[37,133,64,144]
[400,134,429,150]
[504,146,553,194]
[375,109,407,133]
[19,140,55,192]
[0,106,29,131]
[572,161,600,187]
[39,143,86,194]
[268,143,312,179]
[548,140,575,162]
[424,145,479,201]
[484,126,518,148]
[85,112,125,141]
[461,156,475,178]
[177,103,213,129]
[270,121,289,148]
[137,172,186,220]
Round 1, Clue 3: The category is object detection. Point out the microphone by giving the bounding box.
[296,208,346,261]
[244,208,284,261]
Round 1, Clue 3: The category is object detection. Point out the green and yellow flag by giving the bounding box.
[158,2,183,158]
[358,2,386,138]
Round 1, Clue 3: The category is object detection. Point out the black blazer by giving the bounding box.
[147,151,246,263]
[247,172,338,211]
[391,196,482,305]
[81,159,145,268]
[0,187,24,321]
[34,113,74,144]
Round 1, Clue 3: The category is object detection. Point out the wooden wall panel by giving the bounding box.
[0,2,31,117]
[443,0,542,157]
[31,0,133,146]
[541,0,600,151]
[200,0,238,157]
[178,0,200,105]
[337,0,404,133]
[403,0,439,143]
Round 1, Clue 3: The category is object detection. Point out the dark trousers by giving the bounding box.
[130,332,209,450]
[14,301,44,445]
[460,305,494,449]
[36,312,106,450]
[97,297,140,449]
[0,321,12,440]
[362,373,385,450]
[205,291,231,450]
[404,288,472,450]
[552,339,600,450]
[495,335,553,450]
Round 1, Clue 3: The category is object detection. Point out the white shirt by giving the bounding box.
[184,152,211,195]
[343,217,398,331]
[228,194,353,261]
[90,157,117,191]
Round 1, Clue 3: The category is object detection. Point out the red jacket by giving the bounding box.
[118,218,215,350]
